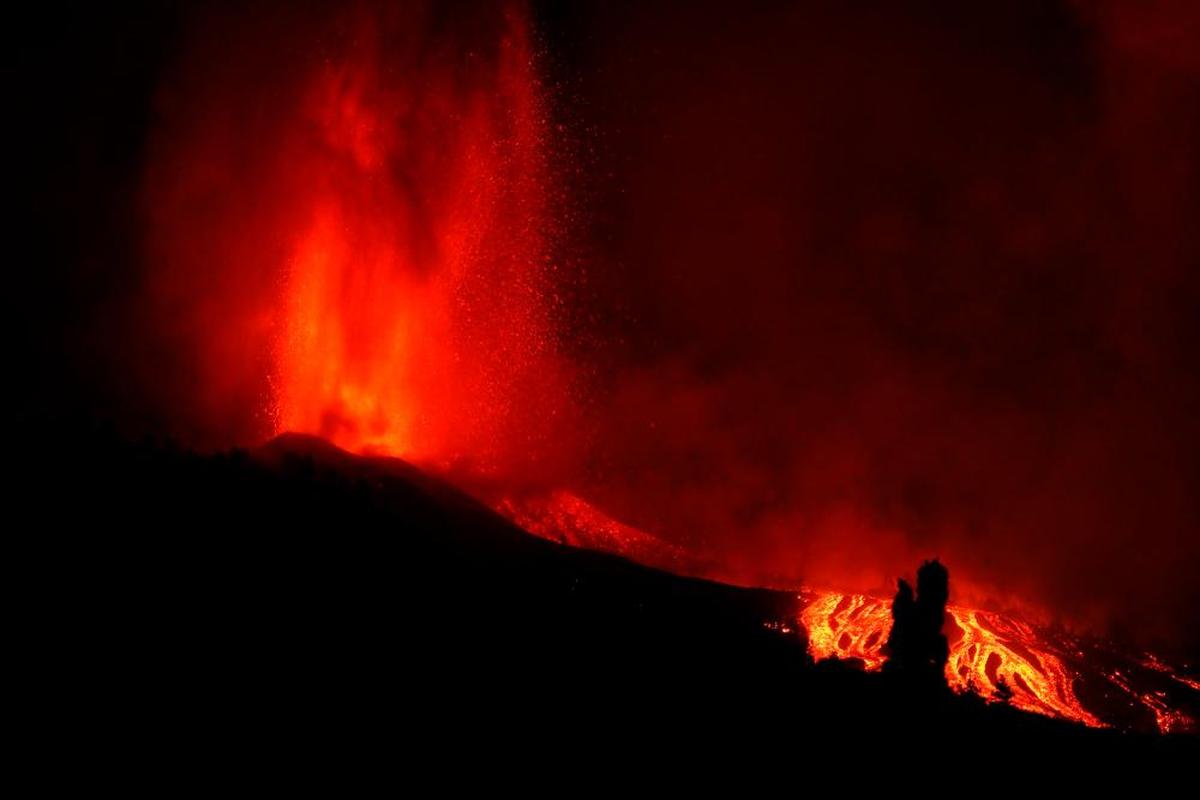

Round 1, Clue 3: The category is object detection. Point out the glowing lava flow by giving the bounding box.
[800,590,1100,726]
[945,606,1101,726]
[799,593,894,671]
[798,590,1200,732]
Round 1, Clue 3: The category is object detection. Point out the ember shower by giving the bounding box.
[45,0,1199,668]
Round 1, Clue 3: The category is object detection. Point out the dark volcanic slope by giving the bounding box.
[18,431,1194,765]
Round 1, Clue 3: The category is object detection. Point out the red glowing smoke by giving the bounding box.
[546,0,1200,655]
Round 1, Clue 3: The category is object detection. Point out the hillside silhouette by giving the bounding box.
[15,428,1193,769]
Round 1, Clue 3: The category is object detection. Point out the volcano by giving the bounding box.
[14,0,1200,769]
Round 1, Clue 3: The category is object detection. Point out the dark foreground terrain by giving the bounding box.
[15,428,1194,777]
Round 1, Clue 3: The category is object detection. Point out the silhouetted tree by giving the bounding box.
[889,578,915,669]
[883,559,950,685]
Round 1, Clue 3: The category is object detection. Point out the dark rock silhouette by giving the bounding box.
[884,559,950,684]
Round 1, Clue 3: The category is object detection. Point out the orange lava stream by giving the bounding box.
[800,590,1103,727]
[945,606,1102,726]
[799,592,893,671]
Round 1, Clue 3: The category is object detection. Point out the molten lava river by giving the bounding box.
[798,589,1200,733]
[803,590,1114,722]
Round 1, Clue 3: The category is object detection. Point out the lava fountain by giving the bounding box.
[144,0,574,471]
[274,5,565,467]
